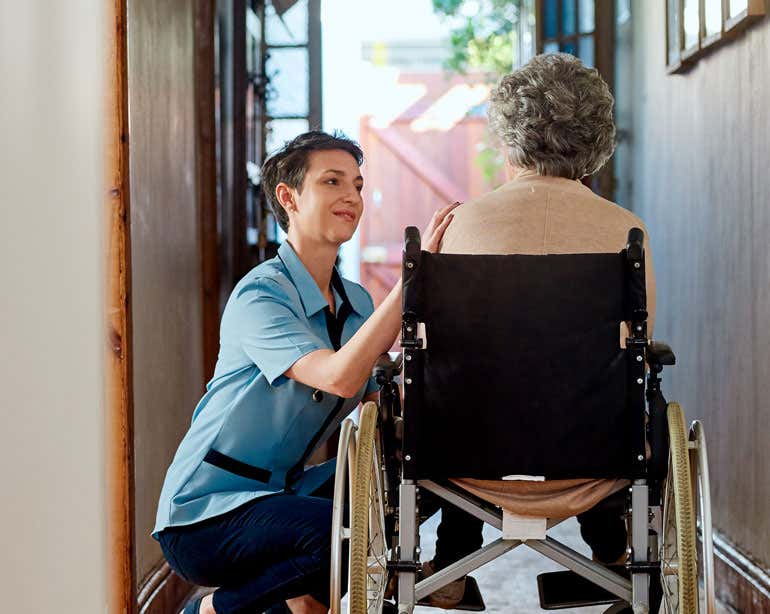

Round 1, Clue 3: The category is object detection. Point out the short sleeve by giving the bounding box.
[352,285,379,397]
[234,278,326,385]
[365,376,379,396]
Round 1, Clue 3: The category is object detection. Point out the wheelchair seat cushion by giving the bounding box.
[450,477,628,519]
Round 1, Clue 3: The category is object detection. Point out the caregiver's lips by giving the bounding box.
[333,210,356,222]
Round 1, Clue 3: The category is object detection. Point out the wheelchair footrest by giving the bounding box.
[537,569,626,610]
[416,576,486,611]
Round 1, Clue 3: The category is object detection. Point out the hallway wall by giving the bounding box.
[0,2,108,612]
[127,0,204,583]
[631,0,770,571]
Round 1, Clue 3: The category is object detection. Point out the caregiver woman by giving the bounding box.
[153,131,457,614]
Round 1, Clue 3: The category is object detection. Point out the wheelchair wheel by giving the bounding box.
[330,418,357,614]
[349,402,388,614]
[660,403,698,613]
[689,420,716,613]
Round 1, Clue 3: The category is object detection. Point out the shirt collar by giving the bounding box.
[277,241,368,318]
[505,170,593,193]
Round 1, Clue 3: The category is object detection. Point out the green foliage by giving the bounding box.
[432,0,521,74]
[431,1,530,188]
[475,138,507,188]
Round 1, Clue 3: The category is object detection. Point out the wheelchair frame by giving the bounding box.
[331,228,715,614]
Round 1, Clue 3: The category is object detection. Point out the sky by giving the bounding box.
[321,0,451,278]
[322,0,448,138]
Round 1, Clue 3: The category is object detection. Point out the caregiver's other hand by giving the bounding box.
[422,201,461,253]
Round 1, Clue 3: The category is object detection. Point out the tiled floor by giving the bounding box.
[413,514,608,614]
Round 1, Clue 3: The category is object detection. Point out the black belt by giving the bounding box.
[203,449,272,483]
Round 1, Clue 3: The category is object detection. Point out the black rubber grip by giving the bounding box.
[627,227,644,248]
[404,226,421,255]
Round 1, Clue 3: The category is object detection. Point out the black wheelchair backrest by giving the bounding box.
[401,227,648,481]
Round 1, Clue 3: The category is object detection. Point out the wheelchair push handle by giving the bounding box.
[404,226,421,258]
[626,227,644,260]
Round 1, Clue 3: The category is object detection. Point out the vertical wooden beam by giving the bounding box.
[217,1,235,302]
[195,0,220,382]
[232,0,248,279]
[308,0,323,129]
[105,0,136,612]
[217,0,248,290]
[535,0,543,53]
[593,0,615,200]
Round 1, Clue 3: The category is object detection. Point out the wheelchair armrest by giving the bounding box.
[373,352,403,385]
[647,341,675,368]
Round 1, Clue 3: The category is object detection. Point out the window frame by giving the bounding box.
[537,0,598,67]
[667,0,765,74]
[680,0,701,61]
[243,0,322,264]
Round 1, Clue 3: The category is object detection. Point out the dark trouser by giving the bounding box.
[158,490,344,614]
[420,491,485,571]
[579,487,662,612]
[577,487,629,563]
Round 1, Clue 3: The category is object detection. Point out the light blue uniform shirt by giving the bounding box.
[153,241,378,536]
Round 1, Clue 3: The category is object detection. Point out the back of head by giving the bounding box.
[488,53,615,180]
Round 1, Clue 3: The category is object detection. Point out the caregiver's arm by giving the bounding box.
[285,203,458,398]
[286,279,403,398]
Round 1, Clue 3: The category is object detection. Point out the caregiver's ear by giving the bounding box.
[275,183,297,212]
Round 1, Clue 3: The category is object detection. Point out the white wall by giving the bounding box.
[0,2,108,612]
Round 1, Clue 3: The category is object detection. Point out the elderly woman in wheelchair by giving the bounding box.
[330,54,715,614]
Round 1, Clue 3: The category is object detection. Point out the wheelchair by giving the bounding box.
[330,227,715,614]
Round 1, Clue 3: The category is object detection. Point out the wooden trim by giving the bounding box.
[680,43,701,60]
[713,531,770,611]
[725,9,764,32]
[669,0,766,72]
[701,30,723,47]
[195,0,220,383]
[216,0,248,299]
[105,0,136,612]
[137,561,197,614]
[726,0,766,28]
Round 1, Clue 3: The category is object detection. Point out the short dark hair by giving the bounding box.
[260,130,364,231]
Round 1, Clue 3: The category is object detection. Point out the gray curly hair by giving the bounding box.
[488,53,615,179]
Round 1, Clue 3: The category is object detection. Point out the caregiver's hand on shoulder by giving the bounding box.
[422,201,461,253]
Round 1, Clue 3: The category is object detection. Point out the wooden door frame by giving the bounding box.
[106,1,221,611]
[197,0,221,382]
[105,1,136,612]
